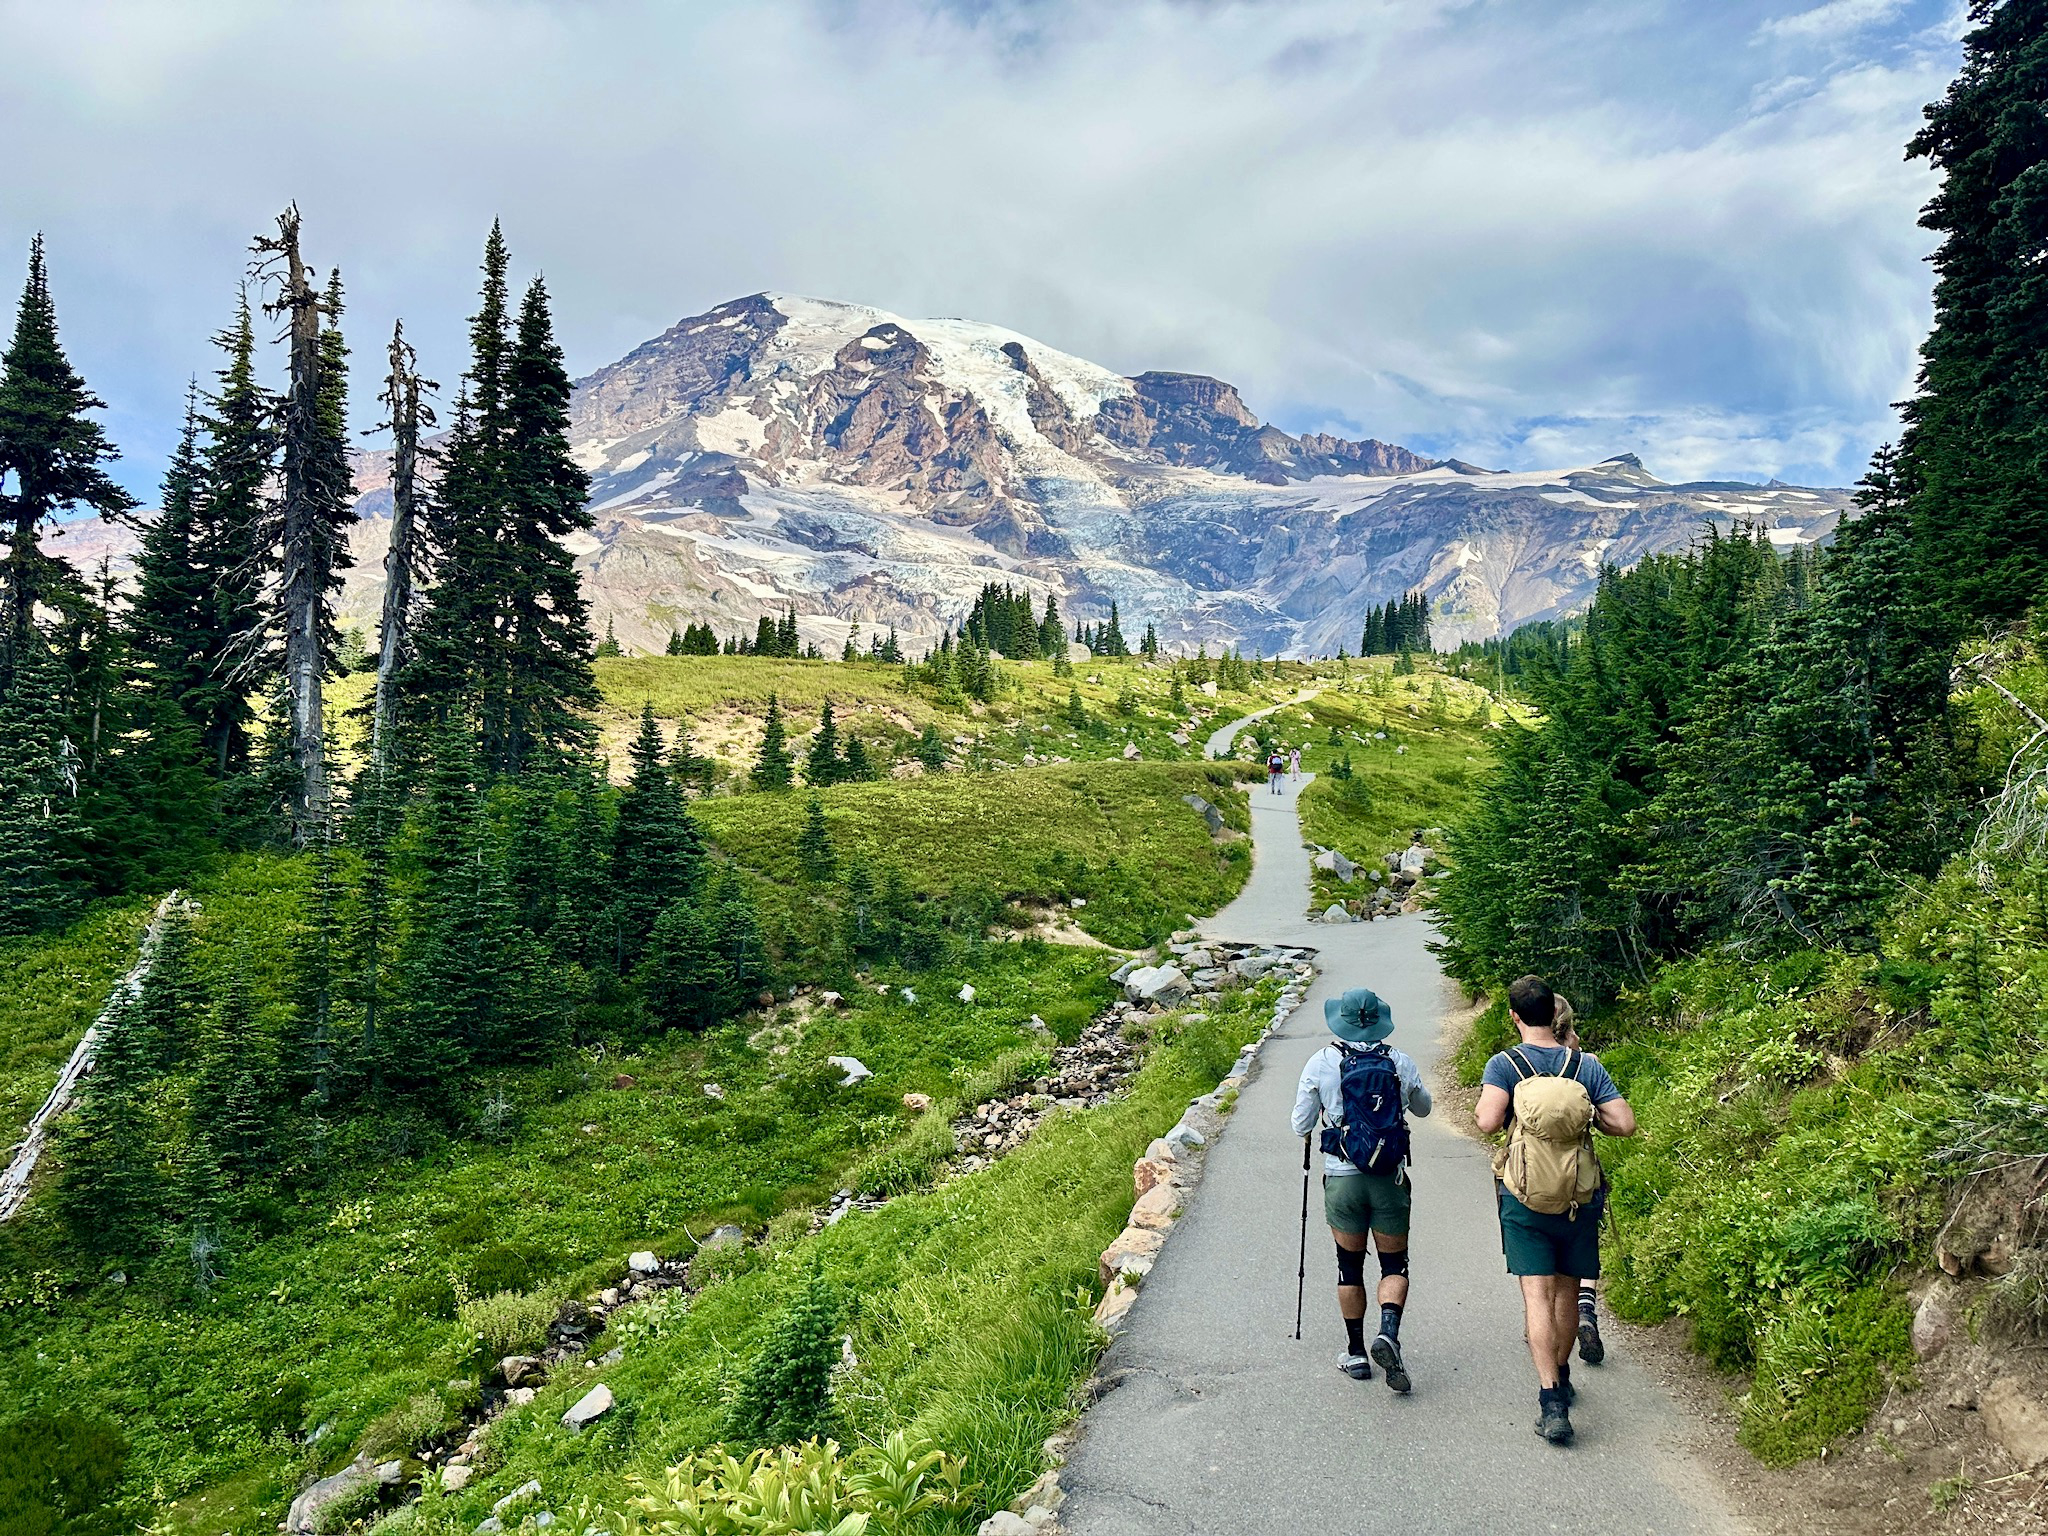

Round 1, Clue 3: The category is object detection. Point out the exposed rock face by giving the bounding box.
[68,294,1855,658]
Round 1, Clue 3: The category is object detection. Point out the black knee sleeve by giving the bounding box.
[1377,1249,1410,1280]
[1335,1245,1366,1287]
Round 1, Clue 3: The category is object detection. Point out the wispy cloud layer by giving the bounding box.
[0,0,1965,492]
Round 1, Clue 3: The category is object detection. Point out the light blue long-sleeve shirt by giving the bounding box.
[1290,1043,1433,1176]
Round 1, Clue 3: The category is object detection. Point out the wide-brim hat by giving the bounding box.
[1325,986,1394,1044]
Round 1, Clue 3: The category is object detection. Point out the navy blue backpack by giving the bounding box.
[1320,1042,1411,1175]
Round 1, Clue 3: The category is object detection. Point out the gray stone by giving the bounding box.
[1911,1285,1951,1359]
[1322,903,1351,924]
[474,1520,502,1535]
[701,1224,745,1251]
[1109,958,1140,984]
[957,984,976,1002]
[376,1460,405,1487]
[979,1514,1036,1536]
[1983,1378,2048,1470]
[1124,964,1191,1004]
[561,1384,614,1432]
[494,1480,543,1516]
[286,1457,374,1533]
[1164,1122,1206,1150]
[626,1250,659,1274]
[1230,954,1277,981]
[441,1464,474,1493]
[827,1055,872,1086]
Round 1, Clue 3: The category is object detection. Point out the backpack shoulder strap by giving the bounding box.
[1503,1046,1537,1081]
[1563,1047,1583,1082]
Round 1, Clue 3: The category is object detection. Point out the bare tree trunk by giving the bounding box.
[372,320,432,767]
[263,205,328,829]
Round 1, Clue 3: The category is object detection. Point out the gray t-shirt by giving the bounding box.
[1482,1043,1620,1106]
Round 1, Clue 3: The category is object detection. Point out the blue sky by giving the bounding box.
[0,0,1967,498]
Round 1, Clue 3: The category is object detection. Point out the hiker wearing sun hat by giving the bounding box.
[1289,986,1433,1391]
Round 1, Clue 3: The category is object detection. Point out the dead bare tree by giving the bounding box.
[370,319,435,766]
[250,205,351,832]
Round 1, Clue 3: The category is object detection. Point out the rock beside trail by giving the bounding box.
[561,1384,614,1433]
[1123,964,1190,1004]
[285,1457,376,1533]
[627,1250,659,1274]
[828,1055,872,1086]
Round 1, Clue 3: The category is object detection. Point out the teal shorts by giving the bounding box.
[1498,1187,1603,1278]
[1323,1171,1411,1237]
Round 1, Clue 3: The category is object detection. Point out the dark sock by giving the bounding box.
[1539,1384,1568,1409]
[1344,1316,1366,1356]
[1578,1285,1598,1321]
[1558,1361,1571,1391]
[1379,1302,1403,1340]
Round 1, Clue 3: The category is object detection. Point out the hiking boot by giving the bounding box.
[1578,1315,1606,1366]
[1335,1350,1373,1381]
[1370,1333,1411,1394]
[1535,1390,1574,1445]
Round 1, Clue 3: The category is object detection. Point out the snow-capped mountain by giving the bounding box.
[74,292,1855,657]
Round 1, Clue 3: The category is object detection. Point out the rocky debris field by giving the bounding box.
[1312,830,1441,923]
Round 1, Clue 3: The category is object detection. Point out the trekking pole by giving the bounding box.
[1295,1134,1311,1340]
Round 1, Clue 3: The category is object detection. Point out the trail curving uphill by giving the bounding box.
[1055,775,1743,1535]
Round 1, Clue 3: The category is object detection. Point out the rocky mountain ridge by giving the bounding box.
[63,293,1857,655]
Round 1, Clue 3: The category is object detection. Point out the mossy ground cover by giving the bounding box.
[365,980,1279,1536]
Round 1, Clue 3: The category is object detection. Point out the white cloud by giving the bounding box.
[1757,0,1909,43]
[0,0,1964,492]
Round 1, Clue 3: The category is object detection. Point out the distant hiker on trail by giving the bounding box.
[1289,746,1302,779]
[1475,975,1636,1445]
[1267,749,1286,794]
[1290,985,1433,1393]
[1549,994,1606,1367]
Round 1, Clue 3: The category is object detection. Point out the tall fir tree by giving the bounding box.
[0,235,135,680]
[0,637,82,933]
[612,704,706,965]
[55,988,158,1257]
[752,692,794,790]
[804,699,842,786]
[797,794,836,881]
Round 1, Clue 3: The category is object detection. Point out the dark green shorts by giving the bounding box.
[1498,1187,1603,1278]
[1323,1171,1411,1237]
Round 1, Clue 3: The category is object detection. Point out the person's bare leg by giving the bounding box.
[1520,1275,1561,1388]
[1372,1230,1408,1309]
[1551,1277,1578,1374]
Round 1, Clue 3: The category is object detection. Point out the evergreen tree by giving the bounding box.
[878,626,903,664]
[613,704,705,962]
[55,988,158,1257]
[841,622,858,662]
[291,808,341,1107]
[1141,621,1159,659]
[915,723,949,771]
[668,627,686,656]
[0,637,81,933]
[842,734,875,781]
[752,693,794,790]
[127,385,214,729]
[804,699,842,787]
[1100,602,1129,658]
[727,1263,842,1446]
[1170,676,1186,713]
[191,296,277,778]
[797,795,836,881]
[0,235,135,678]
[126,902,205,1074]
[639,896,730,1031]
[1896,0,2048,625]
[711,866,766,1011]
[596,619,623,657]
[1065,685,1087,730]
[187,965,274,1211]
[1038,594,1065,659]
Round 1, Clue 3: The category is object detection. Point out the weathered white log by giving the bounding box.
[0,891,195,1222]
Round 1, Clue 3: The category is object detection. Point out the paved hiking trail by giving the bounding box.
[1057,763,1743,1536]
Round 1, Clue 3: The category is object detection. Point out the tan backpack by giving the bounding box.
[1493,1046,1603,1218]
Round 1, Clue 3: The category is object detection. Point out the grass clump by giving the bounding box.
[457,1288,562,1360]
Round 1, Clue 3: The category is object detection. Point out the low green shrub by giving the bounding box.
[456,1289,559,1360]
[852,1105,959,1198]
[0,1412,131,1536]
[363,1391,452,1460]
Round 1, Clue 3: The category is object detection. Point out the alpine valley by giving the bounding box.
[62,292,1857,655]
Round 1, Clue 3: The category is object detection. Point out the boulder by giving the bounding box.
[1129,1182,1181,1231]
[827,1055,872,1086]
[1122,742,1141,759]
[1231,954,1277,981]
[1164,1121,1206,1151]
[1983,1378,2048,1470]
[818,990,844,1009]
[498,1354,545,1387]
[1322,904,1351,924]
[1182,947,1216,971]
[900,987,919,1004]
[1093,1278,1140,1332]
[1124,965,1191,1005]
[1144,1138,1179,1165]
[285,1456,375,1533]
[957,984,976,1003]
[902,1092,933,1112]
[1109,959,1140,984]
[1133,1157,1173,1196]
[441,1464,475,1493]
[494,1481,543,1517]
[1911,1285,1952,1359]
[627,1250,659,1274]
[610,1073,636,1090]
[980,1512,1038,1536]
[1400,844,1430,874]
[1099,1226,1165,1285]
[1027,1014,1050,1033]
[506,1387,537,1406]
[560,1384,614,1433]
[701,1224,746,1251]
[702,1082,725,1100]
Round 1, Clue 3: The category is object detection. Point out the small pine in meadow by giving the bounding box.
[727,1263,843,1446]
[797,796,835,882]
